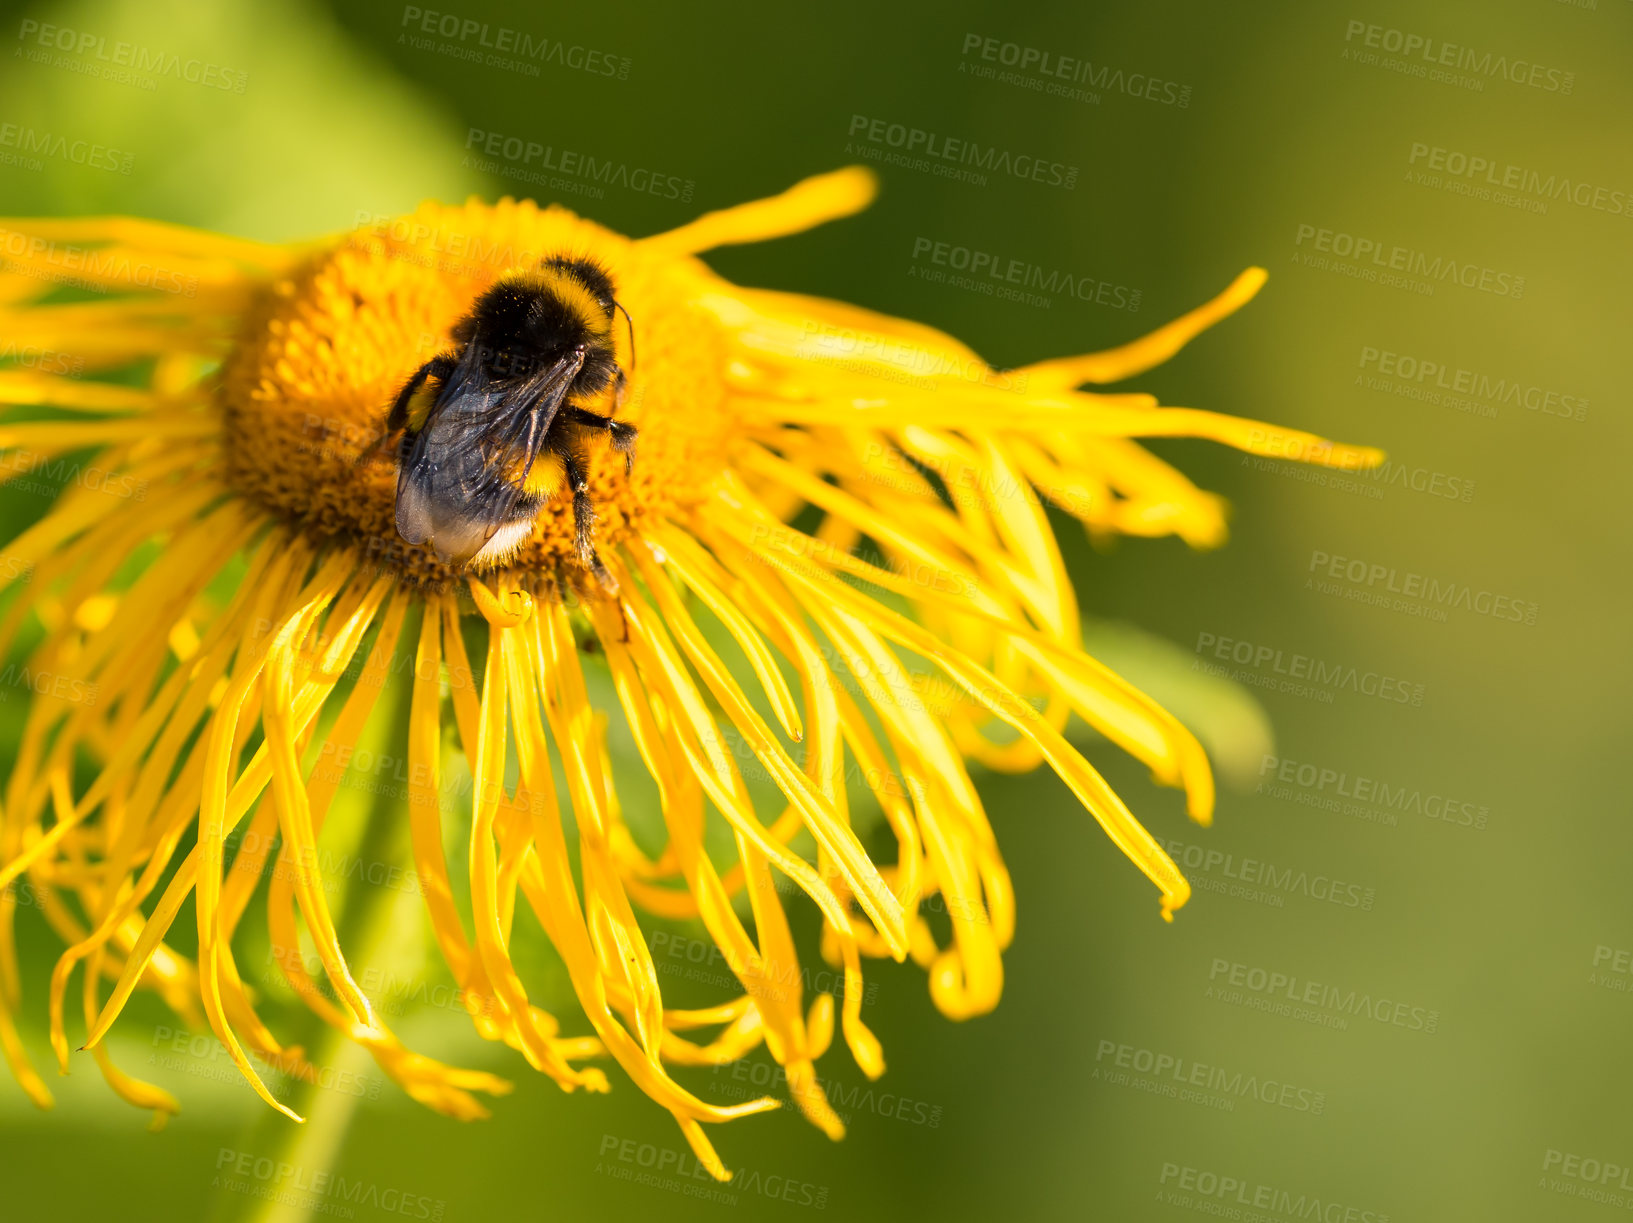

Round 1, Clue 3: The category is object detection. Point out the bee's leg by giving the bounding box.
[563,407,639,475]
[361,355,456,468]
[561,448,615,591]
[386,355,455,433]
[510,402,548,486]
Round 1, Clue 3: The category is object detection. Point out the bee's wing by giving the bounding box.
[395,347,583,565]
[394,344,497,548]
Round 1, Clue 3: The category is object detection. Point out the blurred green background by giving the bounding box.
[1,0,1629,1219]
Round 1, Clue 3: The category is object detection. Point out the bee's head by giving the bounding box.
[457,259,612,370]
[543,255,636,376]
[541,255,618,318]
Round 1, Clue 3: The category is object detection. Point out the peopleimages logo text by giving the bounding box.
[398,7,630,78]
[1096,1040,1327,1114]
[1343,19,1575,93]
[1357,346,1587,422]
[1295,223,1523,297]
[1408,143,1631,217]
[846,114,1078,189]
[463,127,694,202]
[1158,1162,1389,1222]
[1259,755,1490,830]
[1208,958,1440,1032]
[15,20,249,91]
[909,237,1140,311]
[1193,631,1426,706]
[1307,549,1539,625]
[959,33,1192,107]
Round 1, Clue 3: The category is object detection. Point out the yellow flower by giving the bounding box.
[0,169,1379,1178]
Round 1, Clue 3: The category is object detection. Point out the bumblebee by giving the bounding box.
[385,255,637,577]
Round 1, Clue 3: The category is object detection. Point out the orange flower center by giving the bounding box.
[220,200,736,586]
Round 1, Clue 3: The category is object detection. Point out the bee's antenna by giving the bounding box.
[612,298,636,374]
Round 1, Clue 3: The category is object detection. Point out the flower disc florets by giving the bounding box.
[222,200,734,586]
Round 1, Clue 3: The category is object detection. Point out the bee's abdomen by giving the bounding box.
[396,438,547,569]
[405,378,440,431]
[502,445,567,499]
